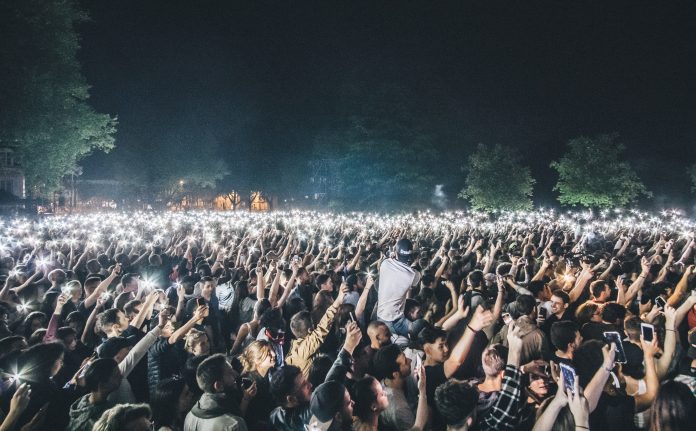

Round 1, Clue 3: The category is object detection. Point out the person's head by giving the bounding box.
[120,273,139,293]
[601,302,626,326]
[48,268,67,286]
[84,358,122,395]
[550,291,570,317]
[18,342,64,382]
[123,300,142,321]
[84,277,102,297]
[309,381,354,431]
[290,311,314,338]
[419,325,449,363]
[590,280,611,302]
[196,354,236,394]
[65,311,86,335]
[481,344,507,379]
[0,335,27,357]
[97,308,129,337]
[352,376,389,422]
[467,270,484,289]
[372,344,411,382]
[63,280,82,301]
[308,354,336,389]
[366,321,392,349]
[434,380,479,430]
[515,295,536,318]
[624,315,642,342]
[57,326,77,351]
[149,254,162,267]
[151,378,195,428]
[200,276,215,300]
[550,321,582,354]
[395,238,414,264]
[315,274,333,292]
[404,298,422,321]
[86,260,102,275]
[253,298,272,320]
[649,379,696,431]
[239,340,276,376]
[184,328,210,356]
[97,336,136,362]
[23,311,47,336]
[92,403,152,431]
[270,365,313,408]
[575,302,601,327]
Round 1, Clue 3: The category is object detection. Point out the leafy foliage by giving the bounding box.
[312,84,438,210]
[459,144,535,211]
[0,0,117,195]
[550,134,651,208]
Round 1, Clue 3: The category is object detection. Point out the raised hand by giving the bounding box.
[468,305,494,332]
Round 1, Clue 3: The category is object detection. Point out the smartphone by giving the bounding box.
[538,306,547,319]
[197,297,206,307]
[655,296,666,310]
[240,377,253,390]
[349,311,357,323]
[559,363,577,394]
[641,323,655,343]
[603,331,627,363]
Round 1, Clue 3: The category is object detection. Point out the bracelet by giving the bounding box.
[604,366,613,372]
[467,325,480,333]
[576,426,589,430]
[666,329,676,332]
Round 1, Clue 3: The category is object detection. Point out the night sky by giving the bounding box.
[77,0,696,207]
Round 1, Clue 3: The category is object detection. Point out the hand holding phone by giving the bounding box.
[560,363,577,394]
[655,296,666,309]
[603,331,627,363]
[640,323,655,343]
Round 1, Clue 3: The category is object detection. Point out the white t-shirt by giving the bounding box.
[376,258,420,322]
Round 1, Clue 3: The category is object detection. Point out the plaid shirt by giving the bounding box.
[478,365,522,431]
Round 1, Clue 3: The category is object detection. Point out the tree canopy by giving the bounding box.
[0,0,117,196]
[550,134,651,208]
[459,143,535,211]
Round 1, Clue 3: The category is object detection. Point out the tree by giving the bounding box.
[550,134,651,208]
[312,84,439,210]
[689,164,696,193]
[0,0,117,196]
[459,144,535,211]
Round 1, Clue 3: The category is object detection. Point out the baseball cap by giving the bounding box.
[97,335,138,359]
[395,239,414,264]
[309,381,345,431]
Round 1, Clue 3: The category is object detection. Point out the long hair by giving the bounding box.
[352,376,379,423]
[239,340,273,373]
[649,380,696,431]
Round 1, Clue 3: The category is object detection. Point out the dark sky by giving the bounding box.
[77,0,696,207]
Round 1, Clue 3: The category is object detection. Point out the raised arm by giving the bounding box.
[169,305,206,344]
[355,275,374,321]
[444,305,493,378]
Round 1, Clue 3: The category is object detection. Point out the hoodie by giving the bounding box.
[67,393,113,431]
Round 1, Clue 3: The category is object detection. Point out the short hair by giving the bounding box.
[590,280,609,298]
[573,340,605,387]
[123,300,142,319]
[97,309,122,332]
[121,273,137,287]
[467,270,484,288]
[196,354,228,393]
[290,311,313,338]
[417,325,447,346]
[550,321,579,352]
[552,290,570,304]
[372,344,402,381]
[516,295,536,316]
[84,276,102,290]
[184,328,208,353]
[434,380,478,427]
[404,298,421,316]
[315,274,331,289]
[481,345,506,377]
[308,354,334,389]
[624,315,641,342]
[93,403,152,431]
[270,365,302,406]
[601,302,626,324]
[84,358,119,392]
[64,280,82,296]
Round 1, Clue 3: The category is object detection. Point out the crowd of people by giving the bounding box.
[0,209,694,431]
